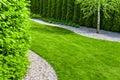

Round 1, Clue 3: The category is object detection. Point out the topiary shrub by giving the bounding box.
[0,0,30,80]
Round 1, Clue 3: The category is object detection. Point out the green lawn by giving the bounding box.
[30,20,120,80]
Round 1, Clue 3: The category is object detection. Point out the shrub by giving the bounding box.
[0,0,30,80]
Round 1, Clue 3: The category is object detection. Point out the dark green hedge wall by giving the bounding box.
[61,0,67,20]
[30,0,120,32]
[47,0,52,18]
[0,0,30,80]
[51,0,56,18]
[66,0,75,21]
[42,0,48,17]
[56,0,63,20]
[40,0,43,15]
[73,4,80,24]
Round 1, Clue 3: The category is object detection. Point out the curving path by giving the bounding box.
[23,50,57,80]
[32,18,120,42]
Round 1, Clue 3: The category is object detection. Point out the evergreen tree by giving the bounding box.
[73,4,80,23]
[51,0,56,18]
[66,0,75,21]
[36,0,39,14]
[43,0,48,17]
[40,0,43,15]
[61,0,67,20]
[47,0,52,18]
[56,0,63,20]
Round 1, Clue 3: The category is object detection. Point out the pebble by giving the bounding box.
[23,50,58,80]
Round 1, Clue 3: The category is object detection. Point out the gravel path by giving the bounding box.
[23,50,57,80]
[32,18,120,42]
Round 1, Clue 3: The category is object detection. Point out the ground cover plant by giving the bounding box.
[30,20,120,80]
[0,0,30,80]
[31,14,80,28]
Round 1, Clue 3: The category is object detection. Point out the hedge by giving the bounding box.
[56,0,63,20]
[51,0,56,18]
[66,0,75,21]
[47,0,52,18]
[0,0,30,80]
[40,0,43,15]
[61,0,67,20]
[73,4,80,24]
[42,0,48,17]
[30,0,120,32]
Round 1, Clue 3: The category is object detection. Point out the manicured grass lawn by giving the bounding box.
[30,20,120,80]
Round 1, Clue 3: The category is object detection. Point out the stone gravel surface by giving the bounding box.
[32,19,120,42]
[23,50,57,80]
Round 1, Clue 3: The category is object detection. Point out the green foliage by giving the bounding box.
[61,0,67,20]
[31,14,80,28]
[30,0,120,33]
[51,0,56,18]
[47,0,52,18]
[73,4,80,24]
[31,0,36,14]
[36,0,40,14]
[111,13,120,32]
[40,0,43,15]
[66,0,75,21]
[56,0,63,20]
[92,13,97,28]
[42,0,48,17]
[76,0,120,18]
[31,0,39,14]
[76,0,120,31]
[0,0,30,80]
[30,0,34,13]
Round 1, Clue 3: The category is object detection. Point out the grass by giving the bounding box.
[30,20,120,80]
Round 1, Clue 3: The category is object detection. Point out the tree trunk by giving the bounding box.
[96,0,101,33]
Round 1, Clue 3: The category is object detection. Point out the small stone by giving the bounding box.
[23,50,58,80]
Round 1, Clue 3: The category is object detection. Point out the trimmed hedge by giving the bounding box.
[56,0,63,20]
[73,4,80,24]
[66,0,75,21]
[40,0,43,15]
[47,0,52,18]
[42,0,48,17]
[61,0,67,20]
[30,0,120,32]
[0,0,30,80]
[51,0,56,18]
